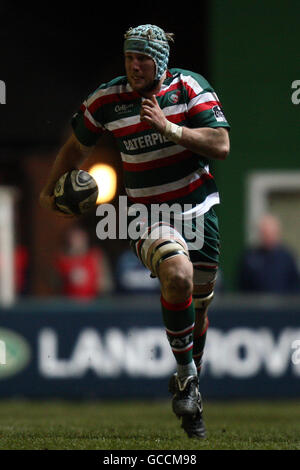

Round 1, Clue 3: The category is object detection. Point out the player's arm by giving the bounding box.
[175,126,229,160]
[39,133,94,212]
[141,95,230,160]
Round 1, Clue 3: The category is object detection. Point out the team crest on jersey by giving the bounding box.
[168,91,180,104]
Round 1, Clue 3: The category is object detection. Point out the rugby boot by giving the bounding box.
[168,373,199,417]
[181,392,206,438]
[169,373,206,438]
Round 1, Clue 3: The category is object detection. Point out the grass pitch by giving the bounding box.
[0,399,299,450]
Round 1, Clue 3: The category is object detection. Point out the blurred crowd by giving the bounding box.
[11,213,300,301]
[237,214,300,295]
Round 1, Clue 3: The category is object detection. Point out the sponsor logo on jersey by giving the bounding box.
[115,103,134,114]
[212,105,226,122]
[123,132,169,151]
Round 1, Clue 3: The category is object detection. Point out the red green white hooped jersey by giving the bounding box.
[71,68,230,216]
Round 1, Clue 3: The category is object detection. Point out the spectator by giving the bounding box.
[0,244,29,296]
[237,214,300,294]
[15,245,29,296]
[55,225,114,300]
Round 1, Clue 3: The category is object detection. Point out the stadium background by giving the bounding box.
[0,0,300,441]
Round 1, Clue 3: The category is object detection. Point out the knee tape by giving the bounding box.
[193,291,214,310]
[149,240,189,277]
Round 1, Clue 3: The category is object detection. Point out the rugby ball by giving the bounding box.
[54,170,98,215]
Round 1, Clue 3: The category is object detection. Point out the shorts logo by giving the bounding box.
[168,91,180,104]
[212,105,226,122]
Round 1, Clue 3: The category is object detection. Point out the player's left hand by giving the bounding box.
[39,192,76,218]
[140,95,167,134]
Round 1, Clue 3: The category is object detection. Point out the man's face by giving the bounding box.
[125,52,156,92]
[258,215,281,249]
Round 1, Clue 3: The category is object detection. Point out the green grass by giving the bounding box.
[0,399,299,450]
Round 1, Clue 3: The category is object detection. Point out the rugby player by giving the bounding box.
[40,24,230,438]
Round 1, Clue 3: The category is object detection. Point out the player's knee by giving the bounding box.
[160,264,193,302]
[193,278,216,311]
[165,271,193,295]
[148,238,190,278]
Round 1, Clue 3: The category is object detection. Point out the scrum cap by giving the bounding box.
[124,24,174,81]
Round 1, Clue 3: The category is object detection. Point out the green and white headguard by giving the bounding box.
[124,24,174,81]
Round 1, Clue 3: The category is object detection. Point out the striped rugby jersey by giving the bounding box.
[71,68,230,215]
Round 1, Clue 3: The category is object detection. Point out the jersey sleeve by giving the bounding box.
[71,88,107,147]
[184,72,230,130]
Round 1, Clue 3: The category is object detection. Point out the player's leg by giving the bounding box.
[146,238,201,418]
[130,217,211,429]
[144,232,197,375]
[179,208,220,438]
[192,267,217,378]
[190,207,220,378]
[132,218,201,417]
[177,272,216,439]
